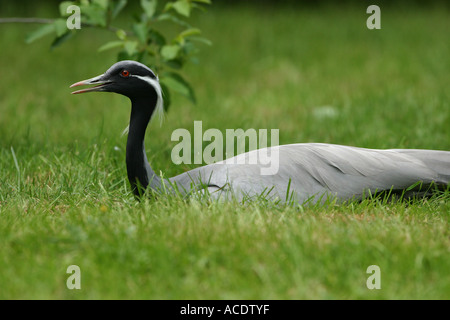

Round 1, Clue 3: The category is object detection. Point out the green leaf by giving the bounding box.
[161,44,180,60]
[161,72,196,104]
[180,41,197,55]
[81,3,107,26]
[93,0,108,10]
[116,29,127,40]
[175,28,201,45]
[190,2,208,12]
[189,36,212,46]
[117,50,134,61]
[132,22,147,43]
[172,0,191,17]
[25,23,55,44]
[157,12,192,28]
[124,40,138,56]
[111,0,128,19]
[149,29,166,46]
[135,50,148,63]
[164,59,183,69]
[59,1,75,17]
[54,19,68,37]
[192,0,211,3]
[98,40,124,52]
[51,31,73,50]
[179,28,201,38]
[141,0,157,19]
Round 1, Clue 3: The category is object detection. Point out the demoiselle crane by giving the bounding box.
[70,61,450,203]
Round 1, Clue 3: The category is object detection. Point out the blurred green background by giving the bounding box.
[0,1,449,299]
[1,1,449,160]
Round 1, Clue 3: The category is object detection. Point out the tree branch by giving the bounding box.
[0,17,125,34]
[0,17,54,24]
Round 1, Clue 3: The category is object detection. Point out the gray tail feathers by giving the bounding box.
[394,149,450,185]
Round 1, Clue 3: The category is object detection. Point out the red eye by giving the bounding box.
[121,70,130,77]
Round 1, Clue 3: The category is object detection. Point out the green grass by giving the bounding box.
[0,3,449,299]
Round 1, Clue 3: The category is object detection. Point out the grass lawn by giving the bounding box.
[0,2,449,299]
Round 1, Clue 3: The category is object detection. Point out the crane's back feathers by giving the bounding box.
[170,143,450,204]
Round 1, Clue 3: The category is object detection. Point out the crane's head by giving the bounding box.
[70,60,163,120]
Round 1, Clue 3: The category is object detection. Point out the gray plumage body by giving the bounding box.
[71,61,450,204]
[170,143,450,203]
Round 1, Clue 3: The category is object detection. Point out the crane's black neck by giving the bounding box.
[126,97,162,197]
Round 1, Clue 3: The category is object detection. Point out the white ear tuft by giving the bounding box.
[132,74,165,127]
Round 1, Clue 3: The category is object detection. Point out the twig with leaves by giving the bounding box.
[0,0,212,110]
